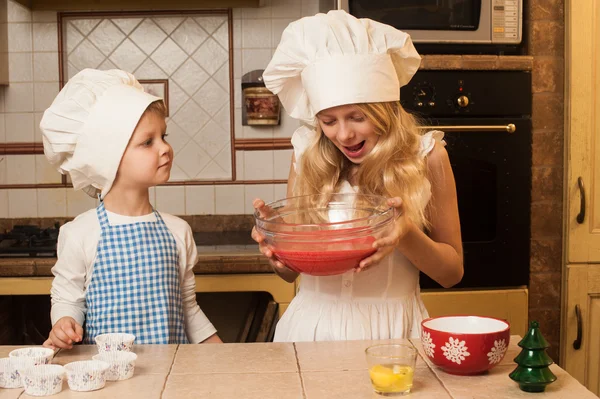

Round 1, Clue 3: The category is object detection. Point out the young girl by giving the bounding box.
[252,10,463,342]
[40,69,221,348]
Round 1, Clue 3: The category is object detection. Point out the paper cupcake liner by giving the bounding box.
[10,347,55,366]
[92,352,138,381]
[0,357,36,388]
[64,360,110,392]
[95,333,136,353]
[21,365,65,396]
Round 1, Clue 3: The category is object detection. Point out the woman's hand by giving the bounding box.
[43,316,83,349]
[356,197,412,272]
[251,199,298,283]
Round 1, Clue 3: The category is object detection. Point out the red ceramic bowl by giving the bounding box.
[254,193,394,276]
[420,316,510,375]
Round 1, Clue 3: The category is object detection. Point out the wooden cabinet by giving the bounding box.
[563,0,600,393]
[564,266,600,396]
[565,0,600,264]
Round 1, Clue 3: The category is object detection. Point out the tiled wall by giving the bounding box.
[0,0,319,217]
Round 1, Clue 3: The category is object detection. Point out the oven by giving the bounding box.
[400,70,532,289]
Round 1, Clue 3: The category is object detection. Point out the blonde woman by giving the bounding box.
[252,10,463,342]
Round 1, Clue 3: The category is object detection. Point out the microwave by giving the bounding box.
[336,0,522,45]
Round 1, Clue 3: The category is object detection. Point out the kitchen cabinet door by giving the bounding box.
[566,0,600,263]
[563,265,600,395]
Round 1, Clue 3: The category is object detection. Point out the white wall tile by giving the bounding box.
[36,154,62,184]
[234,107,243,138]
[32,11,57,23]
[243,124,273,138]
[241,0,272,18]
[66,189,97,217]
[4,83,33,112]
[149,187,157,208]
[0,115,6,142]
[185,185,215,214]
[244,150,274,180]
[33,52,59,82]
[0,190,8,218]
[34,82,59,112]
[233,20,241,49]
[156,186,185,215]
[274,183,288,200]
[33,23,58,51]
[234,79,241,108]
[244,184,273,213]
[215,185,245,214]
[235,151,244,180]
[0,156,6,185]
[37,188,67,217]
[8,23,32,52]
[6,155,35,184]
[273,149,293,180]
[9,188,37,218]
[34,112,43,141]
[8,0,32,23]
[301,0,320,16]
[271,18,293,47]
[242,19,271,48]
[273,110,300,138]
[8,52,33,82]
[232,9,242,19]
[272,0,303,18]
[233,48,242,78]
[5,113,34,142]
[241,48,272,74]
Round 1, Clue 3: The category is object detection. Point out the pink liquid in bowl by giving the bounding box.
[272,236,376,276]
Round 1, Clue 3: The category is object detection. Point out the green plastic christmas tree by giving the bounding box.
[509,321,557,392]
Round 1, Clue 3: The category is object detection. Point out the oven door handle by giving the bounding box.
[420,124,516,133]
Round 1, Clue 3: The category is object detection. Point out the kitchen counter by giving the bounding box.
[0,335,596,399]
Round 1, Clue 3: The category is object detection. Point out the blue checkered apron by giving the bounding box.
[84,202,189,344]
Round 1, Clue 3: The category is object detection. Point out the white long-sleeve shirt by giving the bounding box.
[50,208,217,344]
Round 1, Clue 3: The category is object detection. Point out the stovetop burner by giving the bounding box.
[0,224,59,257]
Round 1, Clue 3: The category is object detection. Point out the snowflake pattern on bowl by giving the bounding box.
[441,337,471,365]
[21,365,65,396]
[421,331,436,358]
[487,339,508,365]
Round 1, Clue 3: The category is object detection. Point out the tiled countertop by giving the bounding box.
[0,335,596,399]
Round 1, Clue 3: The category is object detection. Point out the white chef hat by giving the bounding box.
[263,10,421,124]
[40,68,161,199]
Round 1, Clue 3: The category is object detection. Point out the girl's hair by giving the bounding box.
[144,100,167,118]
[294,101,430,229]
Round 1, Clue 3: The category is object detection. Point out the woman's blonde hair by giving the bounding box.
[294,101,430,229]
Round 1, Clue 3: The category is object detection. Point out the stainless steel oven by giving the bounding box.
[401,71,532,289]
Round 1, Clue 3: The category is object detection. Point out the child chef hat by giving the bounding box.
[263,10,421,123]
[40,68,161,199]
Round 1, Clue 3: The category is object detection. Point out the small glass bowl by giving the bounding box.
[365,344,417,396]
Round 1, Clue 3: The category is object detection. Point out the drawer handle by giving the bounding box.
[573,304,582,350]
[577,177,586,224]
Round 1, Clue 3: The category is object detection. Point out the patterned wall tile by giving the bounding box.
[63,13,233,182]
